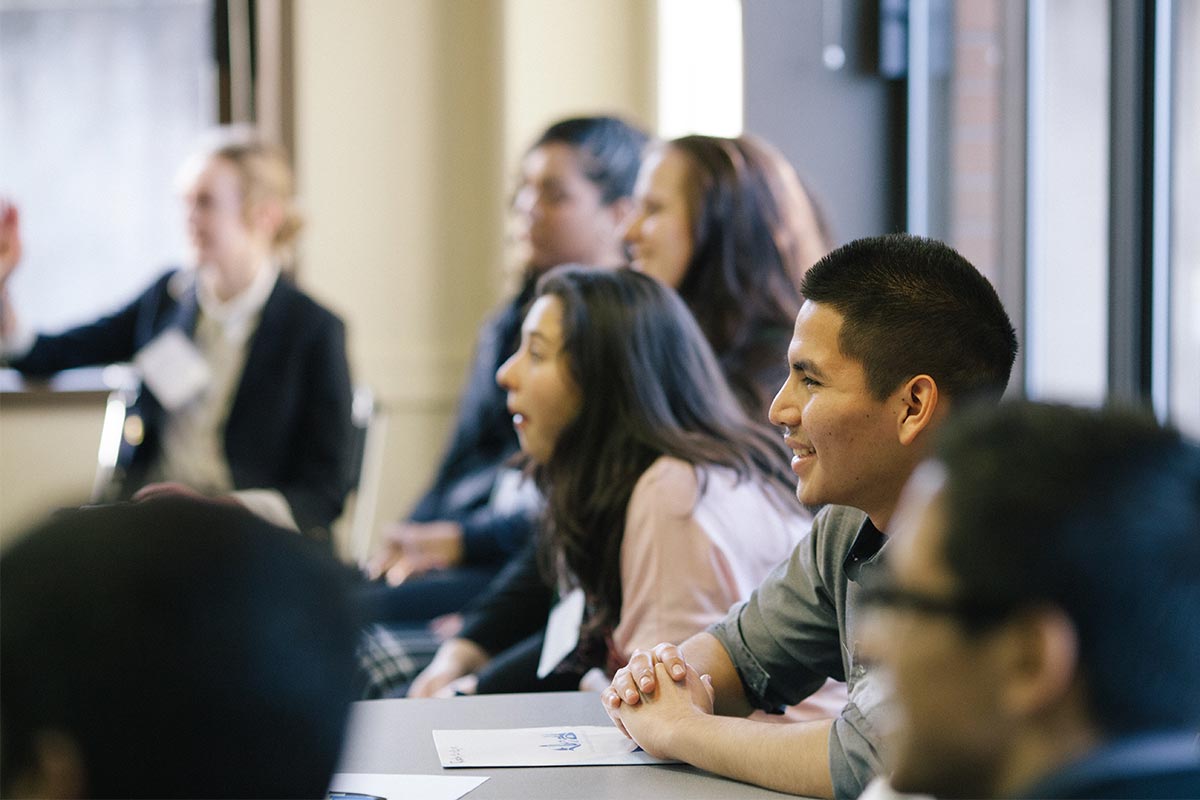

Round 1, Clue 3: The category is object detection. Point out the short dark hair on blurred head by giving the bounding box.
[533,115,650,204]
[0,498,360,798]
[801,233,1017,402]
[935,402,1200,734]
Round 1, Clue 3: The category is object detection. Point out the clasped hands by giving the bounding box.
[600,642,715,759]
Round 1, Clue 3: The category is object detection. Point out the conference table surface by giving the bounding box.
[336,690,804,799]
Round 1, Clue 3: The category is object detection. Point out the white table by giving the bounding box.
[335,691,801,799]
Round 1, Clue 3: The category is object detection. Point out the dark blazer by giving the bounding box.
[11,269,354,540]
[406,278,538,563]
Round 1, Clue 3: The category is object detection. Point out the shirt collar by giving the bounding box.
[196,261,279,328]
[844,516,886,583]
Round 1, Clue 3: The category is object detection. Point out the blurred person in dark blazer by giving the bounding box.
[0,129,354,542]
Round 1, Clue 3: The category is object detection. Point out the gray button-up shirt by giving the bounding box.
[708,504,891,800]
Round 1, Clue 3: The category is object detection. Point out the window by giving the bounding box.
[1167,0,1199,437]
[0,0,215,334]
[656,0,743,138]
[1024,0,1110,403]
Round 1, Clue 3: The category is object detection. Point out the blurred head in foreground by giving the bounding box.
[1,498,360,799]
[865,402,1200,798]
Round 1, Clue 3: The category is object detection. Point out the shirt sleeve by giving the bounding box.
[707,508,848,711]
[408,298,521,524]
[829,700,887,800]
[274,310,354,537]
[611,459,744,658]
[708,506,883,800]
[5,271,176,374]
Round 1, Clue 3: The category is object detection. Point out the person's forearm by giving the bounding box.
[680,632,755,717]
[666,714,835,798]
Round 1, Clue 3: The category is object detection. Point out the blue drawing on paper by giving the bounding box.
[539,731,583,751]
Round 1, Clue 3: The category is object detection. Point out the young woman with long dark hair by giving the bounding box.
[408,266,809,696]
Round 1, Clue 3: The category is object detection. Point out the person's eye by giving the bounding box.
[794,369,820,388]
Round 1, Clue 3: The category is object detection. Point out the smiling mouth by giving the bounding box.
[784,435,815,457]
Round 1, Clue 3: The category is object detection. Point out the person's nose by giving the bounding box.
[620,209,643,247]
[768,377,800,429]
[496,352,519,390]
[512,185,537,221]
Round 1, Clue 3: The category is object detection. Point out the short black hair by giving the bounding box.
[800,233,1017,401]
[935,402,1200,734]
[533,116,650,204]
[0,499,360,798]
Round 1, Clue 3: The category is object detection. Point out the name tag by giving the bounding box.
[134,328,210,411]
[537,588,585,678]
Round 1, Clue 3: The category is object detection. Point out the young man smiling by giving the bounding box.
[601,233,1018,799]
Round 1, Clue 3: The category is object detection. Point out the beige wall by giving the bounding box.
[291,0,654,557]
[503,0,656,169]
[294,0,654,390]
[0,0,656,553]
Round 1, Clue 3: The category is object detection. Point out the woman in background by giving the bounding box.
[408,267,809,697]
[623,133,830,419]
[361,116,650,618]
[0,131,353,540]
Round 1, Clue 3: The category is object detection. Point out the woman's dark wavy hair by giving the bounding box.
[667,134,831,415]
[531,266,796,641]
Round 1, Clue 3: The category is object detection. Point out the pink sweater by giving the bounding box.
[611,456,807,656]
[608,456,848,720]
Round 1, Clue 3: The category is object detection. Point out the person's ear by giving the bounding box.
[247,197,284,241]
[8,729,87,799]
[896,374,939,446]
[1000,607,1080,718]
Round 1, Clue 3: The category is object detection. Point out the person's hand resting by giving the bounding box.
[601,642,692,736]
[616,662,715,759]
[407,637,489,698]
[365,520,464,585]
